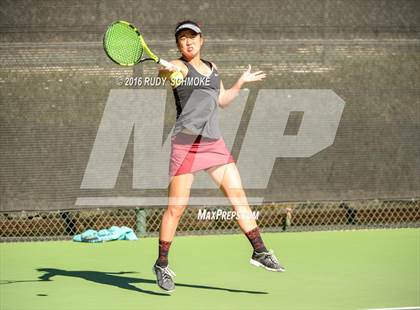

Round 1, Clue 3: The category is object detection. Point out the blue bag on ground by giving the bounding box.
[73,226,138,242]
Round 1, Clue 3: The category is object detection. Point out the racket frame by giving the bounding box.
[103,20,171,68]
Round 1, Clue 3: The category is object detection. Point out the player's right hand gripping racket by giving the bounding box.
[103,20,174,69]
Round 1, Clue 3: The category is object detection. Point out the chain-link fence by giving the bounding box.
[0,199,418,242]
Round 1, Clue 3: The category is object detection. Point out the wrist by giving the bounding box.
[235,78,245,89]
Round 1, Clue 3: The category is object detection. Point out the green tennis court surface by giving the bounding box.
[1,229,419,310]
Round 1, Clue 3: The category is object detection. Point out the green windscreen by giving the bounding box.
[103,21,143,66]
[1,1,419,213]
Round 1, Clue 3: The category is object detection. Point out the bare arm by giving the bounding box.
[217,64,266,109]
[158,60,186,79]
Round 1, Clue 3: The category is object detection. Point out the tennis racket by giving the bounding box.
[103,20,174,69]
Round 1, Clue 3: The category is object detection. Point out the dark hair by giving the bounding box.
[174,20,202,41]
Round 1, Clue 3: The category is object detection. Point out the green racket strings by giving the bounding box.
[104,22,143,65]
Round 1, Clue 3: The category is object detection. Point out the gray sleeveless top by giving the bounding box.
[172,58,221,140]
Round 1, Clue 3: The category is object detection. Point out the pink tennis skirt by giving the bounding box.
[169,132,235,176]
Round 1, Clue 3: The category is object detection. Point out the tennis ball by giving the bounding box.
[169,71,184,87]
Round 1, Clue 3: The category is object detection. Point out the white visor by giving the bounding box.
[175,23,202,36]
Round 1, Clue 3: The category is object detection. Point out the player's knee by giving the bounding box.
[224,187,246,199]
[167,205,186,219]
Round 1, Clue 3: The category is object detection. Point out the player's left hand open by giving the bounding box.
[239,64,266,83]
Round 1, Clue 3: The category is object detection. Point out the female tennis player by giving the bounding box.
[153,20,285,292]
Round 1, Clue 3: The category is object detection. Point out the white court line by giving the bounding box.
[362,307,420,310]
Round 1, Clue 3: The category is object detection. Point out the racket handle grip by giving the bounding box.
[159,58,180,71]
